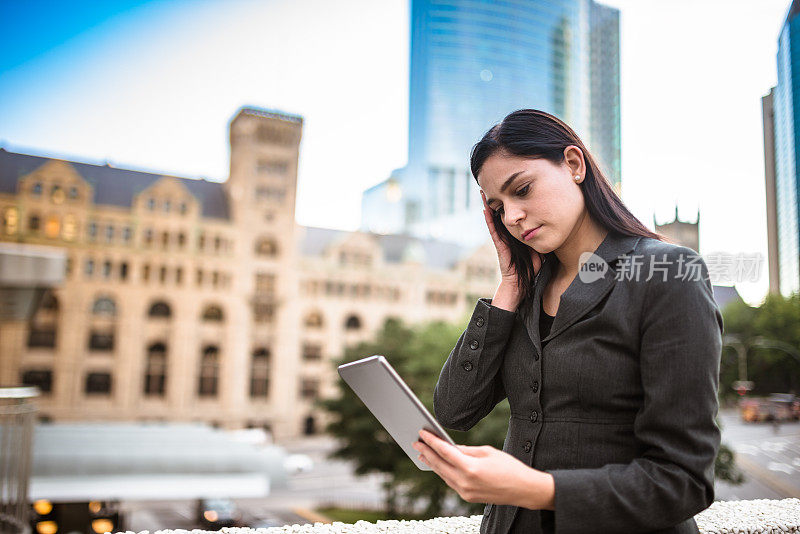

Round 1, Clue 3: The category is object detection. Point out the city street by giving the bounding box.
[714,407,800,501]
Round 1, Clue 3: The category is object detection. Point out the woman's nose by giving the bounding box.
[504,205,525,226]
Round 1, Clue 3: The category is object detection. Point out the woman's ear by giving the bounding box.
[563,145,585,180]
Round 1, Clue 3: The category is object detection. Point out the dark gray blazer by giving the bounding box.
[433,231,723,534]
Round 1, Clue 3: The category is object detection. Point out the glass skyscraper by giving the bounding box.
[362,0,621,246]
[766,0,800,297]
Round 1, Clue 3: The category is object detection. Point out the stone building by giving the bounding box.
[0,107,499,440]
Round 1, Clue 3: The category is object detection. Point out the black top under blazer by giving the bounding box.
[433,230,724,534]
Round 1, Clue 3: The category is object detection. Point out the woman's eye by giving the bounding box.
[494,206,504,215]
[516,184,530,196]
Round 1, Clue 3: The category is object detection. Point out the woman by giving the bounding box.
[411,109,723,533]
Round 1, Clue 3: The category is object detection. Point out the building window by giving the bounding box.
[257,159,289,175]
[196,269,203,286]
[177,232,186,249]
[88,329,115,351]
[198,346,219,397]
[21,369,53,394]
[85,372,112,395]
[104,225,114,243]
[68,186,79,199]
[163,200,171,213]
[122,226,132,243]
[302,343,322,361]
[120,262,129,281]
[28,214,40,232]
[88,221,97,241]
[161,231,169,249]
[148,300,171,318]
[44,215,60,239]
[85,258,95,277]
[102,260,112,279]
[51,185,65,205]
[253,301,274,323]
[144,342,167,396]
[201,305,224,322]
[304,311,323,328]
[144,228,153,247]
[92,297,117,317]
[27,327,56,348]
[255,237,279,257]
[3,207,19,235]
[255,273,275,295]
[175,267,183,285]
[32,182,43,196]
[62,214,77,241]
[344,314,362,330]
[198,233,206,251]
[214,236,222,252]
[147,197,156,210]
[212,271,220,287]
[142,264,151,282]
[300,378,319,400]
[250,348,270,398]
[159,265,167,284]
[179,202,188,215]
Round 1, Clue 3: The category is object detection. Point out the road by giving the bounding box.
[714,407,800,501]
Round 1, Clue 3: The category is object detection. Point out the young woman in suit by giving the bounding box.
[412,109,723,533]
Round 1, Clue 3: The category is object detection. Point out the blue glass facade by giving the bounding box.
[773,3,800,296]
[362,0,621,246]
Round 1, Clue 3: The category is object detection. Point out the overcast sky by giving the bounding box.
[0,0,790,305]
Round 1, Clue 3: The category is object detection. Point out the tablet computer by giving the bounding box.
[337,354,456,471]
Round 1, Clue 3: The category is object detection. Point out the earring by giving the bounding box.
[574,175,581,181]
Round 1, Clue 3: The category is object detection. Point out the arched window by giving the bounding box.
[144,342,167,396]
[92,296,117,317]
[304,311,324,328]
[201,305,224,322]
[198,345,219,397]
[250,347,270,398]
[148,301,171,318]
[344,314,362,330]
[255,237,279,257]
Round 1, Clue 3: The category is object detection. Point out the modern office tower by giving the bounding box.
[765,0,800,297]
[362,0,621,247]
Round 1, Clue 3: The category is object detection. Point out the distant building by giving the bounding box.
[654,206,745,312]
[763,0,800,297]
[0,107,499,440]
[654,206,700,253]
[361,0,621,247]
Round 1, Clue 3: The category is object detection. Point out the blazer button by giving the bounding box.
[530,410,539,423]
[533,353,540,361]
[524,440,532,453]
[475,316,485,327]
[469,340,479,350]
[462,361,473,371]
[531,381,539,393]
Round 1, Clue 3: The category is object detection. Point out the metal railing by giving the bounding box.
[0,387,39,534]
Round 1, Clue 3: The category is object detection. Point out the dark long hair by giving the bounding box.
[470,108,664,306]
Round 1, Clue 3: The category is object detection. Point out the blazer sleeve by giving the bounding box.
[433,298,516,432]
[547,247,723,534]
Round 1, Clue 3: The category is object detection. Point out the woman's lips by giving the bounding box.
[522,225,542,241]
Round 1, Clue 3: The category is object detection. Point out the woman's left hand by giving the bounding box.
[412,429,555,510]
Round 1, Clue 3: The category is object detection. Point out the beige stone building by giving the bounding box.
[0,107,499,440]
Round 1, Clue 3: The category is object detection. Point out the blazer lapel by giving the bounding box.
[523,231,642,357]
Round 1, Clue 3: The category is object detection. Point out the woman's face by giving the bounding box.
[477,147,586,253]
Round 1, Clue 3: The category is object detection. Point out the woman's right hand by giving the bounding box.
[481,190,542,311]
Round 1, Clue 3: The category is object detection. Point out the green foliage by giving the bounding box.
[720,293,800,403]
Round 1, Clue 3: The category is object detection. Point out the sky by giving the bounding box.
[0,0,791,305]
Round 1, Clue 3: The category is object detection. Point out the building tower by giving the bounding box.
[361,0,621,247]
